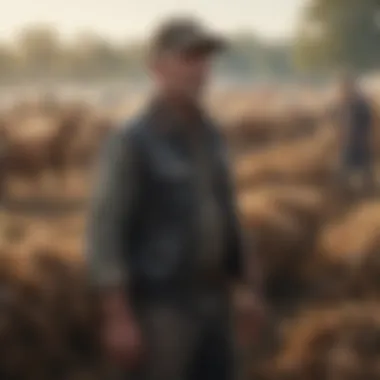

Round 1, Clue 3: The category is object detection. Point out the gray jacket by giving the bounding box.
[86,101,244,300]
[336,93,373,163]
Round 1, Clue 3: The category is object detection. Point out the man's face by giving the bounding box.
[151,49,213,102]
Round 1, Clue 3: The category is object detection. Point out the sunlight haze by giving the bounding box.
[0,0,305,42]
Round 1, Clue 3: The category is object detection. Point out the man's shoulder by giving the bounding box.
[111,111,152,145]
[114,105,225,145]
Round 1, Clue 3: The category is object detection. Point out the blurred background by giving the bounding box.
[1,0,380,379]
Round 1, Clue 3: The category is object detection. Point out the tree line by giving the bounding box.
[1,0,380,85]
[295,0,380,73]
[0,25,300,85]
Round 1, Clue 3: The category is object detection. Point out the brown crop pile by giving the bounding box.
[264,303,380,380]
[0,100,115,200]
[0,89,379,379]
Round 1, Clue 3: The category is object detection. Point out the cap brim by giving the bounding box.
[179,34,227,55]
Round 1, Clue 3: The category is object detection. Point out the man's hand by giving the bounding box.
[101,292,143,369]
[234,286,265,348]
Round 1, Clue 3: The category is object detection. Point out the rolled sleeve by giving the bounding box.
[86,127,138,289]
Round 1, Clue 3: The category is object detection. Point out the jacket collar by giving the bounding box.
[144,95,211,138]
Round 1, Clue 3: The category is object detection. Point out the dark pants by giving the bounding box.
[337,148,375,191]
[128,289,237,380]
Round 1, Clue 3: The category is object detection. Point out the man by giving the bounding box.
[87,16,262,380]
[333,73,375,192]
[0,122,7,205]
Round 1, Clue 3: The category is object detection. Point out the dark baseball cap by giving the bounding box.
[149,17,227,57]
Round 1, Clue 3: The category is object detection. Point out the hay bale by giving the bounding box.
[308,201,380,299]
[270,303,380,380]
[0,239,102,380]
[239,187,320,295]
[234,131,334,189]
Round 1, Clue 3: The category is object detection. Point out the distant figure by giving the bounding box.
[87,16,263,380]
[333,74,375,192]
[0,122,7,203]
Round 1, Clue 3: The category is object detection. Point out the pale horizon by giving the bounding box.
[0,0,305,42]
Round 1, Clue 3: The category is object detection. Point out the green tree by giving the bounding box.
[0,44,19,81]
[16,25,62,79]
[0,22,300,84]
[64,32,125,80]
[73,32,127,79]
[121,42,146,79]
[296,0,380,73]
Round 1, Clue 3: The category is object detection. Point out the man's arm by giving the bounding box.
[87,126,143,366]
[87,126,138,306]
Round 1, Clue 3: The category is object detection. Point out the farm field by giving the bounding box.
[0,88,379,380]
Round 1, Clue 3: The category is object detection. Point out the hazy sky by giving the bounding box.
[0,0,305,42]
